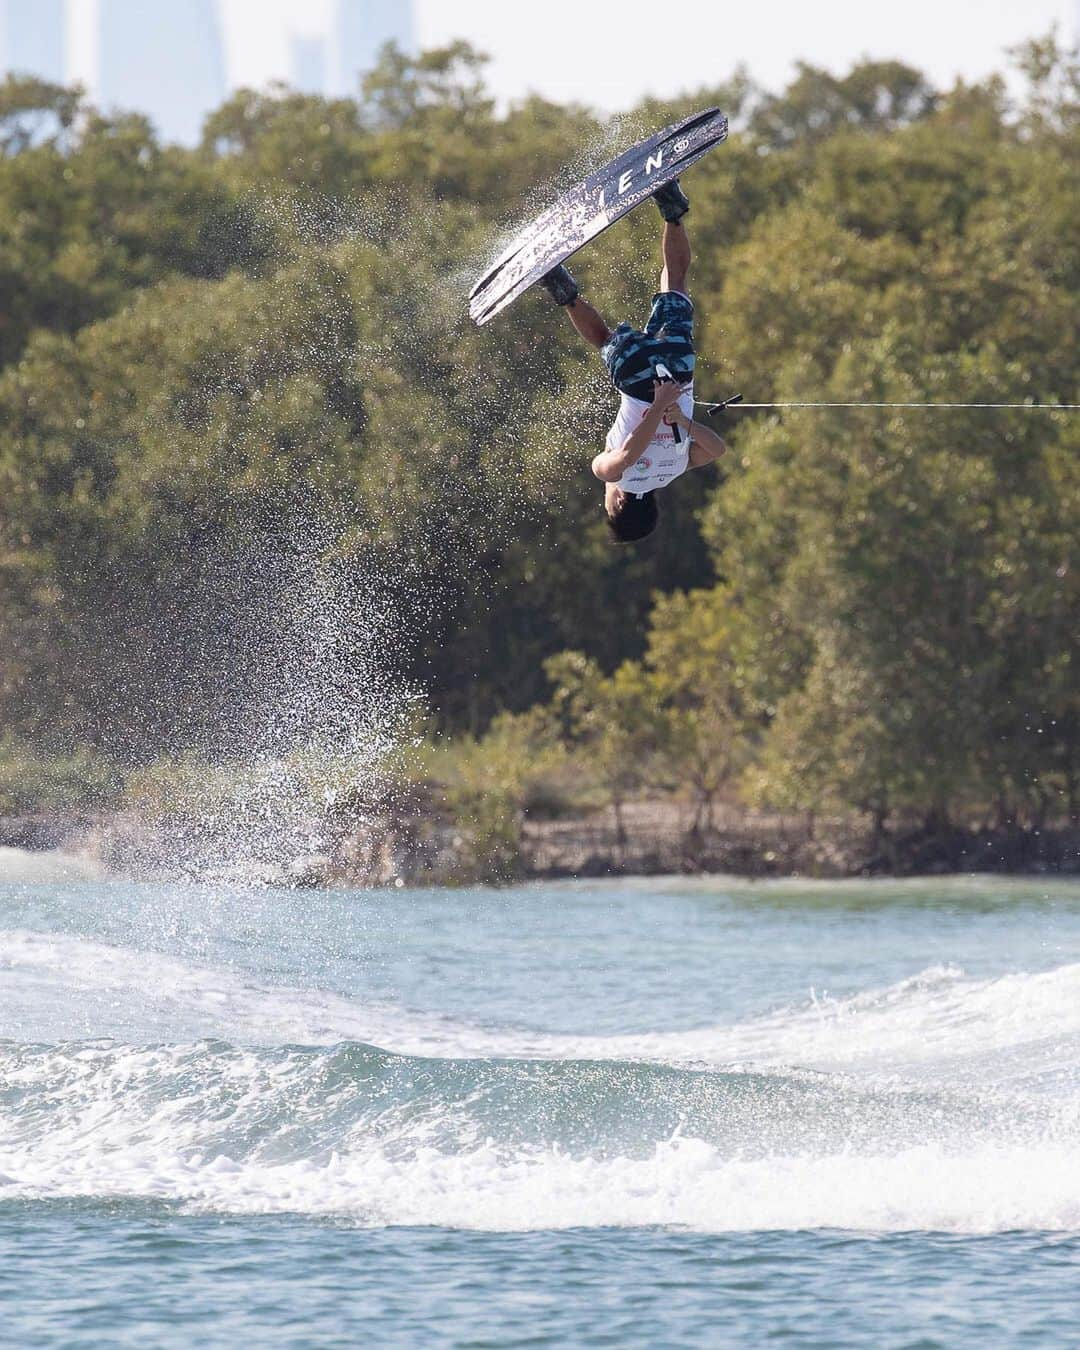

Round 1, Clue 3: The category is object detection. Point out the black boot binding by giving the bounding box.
[539,264,579,306]
[652,178,690,223]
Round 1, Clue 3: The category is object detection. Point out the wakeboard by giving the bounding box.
[469,107,728,327]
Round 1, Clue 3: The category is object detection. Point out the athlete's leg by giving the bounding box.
[659,220,691,295]
[564,296,611,349]
[539,264,610,347]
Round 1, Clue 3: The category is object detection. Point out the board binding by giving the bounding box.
[469,107,727,327]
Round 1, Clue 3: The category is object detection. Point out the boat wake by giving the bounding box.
[3,926,1079,1232]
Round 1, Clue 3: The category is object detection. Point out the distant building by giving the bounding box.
[0,0,66,81]
[327,0,414,98]
[290,33,327,95]
[98,0,226,144]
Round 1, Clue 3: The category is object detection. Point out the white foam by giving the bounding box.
[3,1117,1078,1233]
[0,929,475,1052]
[6,928,1080,1084]
[570,963,1080,1083]
[3,942,1080,1232]
[0,848,102,883]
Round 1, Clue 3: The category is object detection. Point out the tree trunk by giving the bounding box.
[992,794,1012,831]
[923,800,950,835]
[1064,755,1079,826]
[612,795,627,850]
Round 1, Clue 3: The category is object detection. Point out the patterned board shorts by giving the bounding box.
[600,291,695,400]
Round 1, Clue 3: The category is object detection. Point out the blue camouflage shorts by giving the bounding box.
[600,291,695,400]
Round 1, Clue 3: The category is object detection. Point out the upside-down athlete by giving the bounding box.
[538,180,728,542]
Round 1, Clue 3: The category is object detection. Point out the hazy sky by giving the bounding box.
[216,0,1076,105]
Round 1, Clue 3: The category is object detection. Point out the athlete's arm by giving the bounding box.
[591,380,682,483]
[673,411,727,469]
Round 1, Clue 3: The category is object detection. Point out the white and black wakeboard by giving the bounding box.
[468,107,727,327]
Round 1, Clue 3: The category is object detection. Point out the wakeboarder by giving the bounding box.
[539,181,728,542]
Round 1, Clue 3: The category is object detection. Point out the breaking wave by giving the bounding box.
[3,925,1079,1233]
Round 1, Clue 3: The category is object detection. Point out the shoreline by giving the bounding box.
[1,803,1078,888]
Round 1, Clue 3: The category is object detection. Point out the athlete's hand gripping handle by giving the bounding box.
[655,364,683,443]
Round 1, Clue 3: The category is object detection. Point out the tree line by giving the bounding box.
[0,35,1076,837]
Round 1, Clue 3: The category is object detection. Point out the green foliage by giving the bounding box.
[750,60,938,148]
[645,588,757,827]
[0,74,81,155]
[0,78,270,370]
[417,709,571,879]
[0,739,123,814]
[544,651,669,839]
[0,36,1077,840]
[1011,31,1080,137]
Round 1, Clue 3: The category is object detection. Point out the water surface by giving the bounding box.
[2,867,1078,1344]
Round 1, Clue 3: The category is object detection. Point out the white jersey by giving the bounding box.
[605,386,694,496]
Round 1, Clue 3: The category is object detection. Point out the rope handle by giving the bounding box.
[701,398,1079,413]
[655,363,683,443]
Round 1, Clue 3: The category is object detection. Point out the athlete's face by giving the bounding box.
[604,483,627,519]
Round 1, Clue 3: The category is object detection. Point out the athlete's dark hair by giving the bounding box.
[606,492,659,543]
